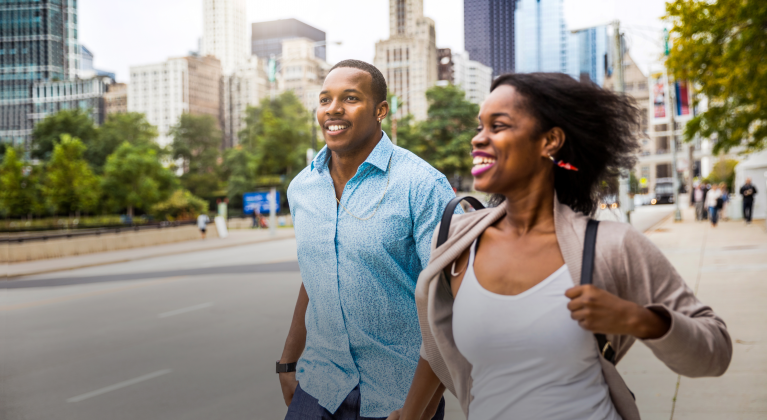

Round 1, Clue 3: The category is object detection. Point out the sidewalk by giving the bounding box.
[619,207,766,419]
[3,228,295,278]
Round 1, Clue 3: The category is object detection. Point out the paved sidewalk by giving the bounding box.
[619,207,766,420]
[3,228,295,278]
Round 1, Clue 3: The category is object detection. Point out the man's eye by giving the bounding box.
[319,98,329,103]
[346,96,358,101]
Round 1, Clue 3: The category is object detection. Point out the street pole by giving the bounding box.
[664,29,682,222]
[613,20,632,223]
[269,187,276,238]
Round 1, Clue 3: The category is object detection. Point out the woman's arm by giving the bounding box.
[389,357,444,420]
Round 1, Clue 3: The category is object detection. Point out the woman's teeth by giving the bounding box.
[472,156,496,169]
[328,125,348,132]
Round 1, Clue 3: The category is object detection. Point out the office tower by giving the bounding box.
[104,83,128,115]
[279,38,331,114]
[251,19,326,61]
[451,51,493,105]
[464,0,515,77]
[128,56,222,147]
[201,0,248,76]
[515,0,577,75]
[374,0,438,121]
[0,0,78,146]
[574,26,608,86]
[229,56,268,145]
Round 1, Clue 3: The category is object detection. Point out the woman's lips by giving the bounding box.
[471,163,495,176]
[471,155,496,176]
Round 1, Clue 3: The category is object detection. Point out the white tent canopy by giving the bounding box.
[734,149,767,220]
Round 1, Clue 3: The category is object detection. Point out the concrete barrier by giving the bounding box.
[1,224,219,263]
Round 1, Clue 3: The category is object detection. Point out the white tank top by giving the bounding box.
[453,239,621,420]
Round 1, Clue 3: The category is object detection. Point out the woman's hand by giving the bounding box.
[386,409,402,420]
[566,285,670,339]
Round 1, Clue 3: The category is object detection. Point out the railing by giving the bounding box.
[0,220,196,244]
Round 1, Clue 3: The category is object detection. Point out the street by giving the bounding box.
[3,203,764,420]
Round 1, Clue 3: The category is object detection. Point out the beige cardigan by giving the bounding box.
[416,198,732,420]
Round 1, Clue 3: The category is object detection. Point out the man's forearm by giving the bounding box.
[281,283,309,363]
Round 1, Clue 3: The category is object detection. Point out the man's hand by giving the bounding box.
[565,285,670,339]
[279,371,299,407]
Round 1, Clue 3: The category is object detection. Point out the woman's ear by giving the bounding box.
[542,127,566,157]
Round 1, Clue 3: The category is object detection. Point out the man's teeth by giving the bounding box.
[328,125,349,132]
[472,156,496,167]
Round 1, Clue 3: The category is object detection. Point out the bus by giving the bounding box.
[653,178,675,205]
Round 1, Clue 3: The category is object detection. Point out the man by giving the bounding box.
[279,60,455,419]
[693,183,705,221]
[740,178,758,223]
[197,213,210,239]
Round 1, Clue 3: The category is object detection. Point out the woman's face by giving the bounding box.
[471,85,550,194]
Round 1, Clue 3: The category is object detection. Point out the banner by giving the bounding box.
[675,80,693,120]
[650,72,670,123]
[243,191,281,215]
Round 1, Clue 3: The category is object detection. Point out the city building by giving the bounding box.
[128,55,222,147]
[104,83,128,115]
[30,76,112,126]
[464,0,516,77]
[278,38,331,114]
[251,19,326,61]
[438,48,454,82]
[574,26,609,86]
[201,0,248,76]
[515,0,578,77]
[78,45,116,80]
[0,0,79,146]
[374,0,438,121]
[452,51,493,105]
[228,56,268,145]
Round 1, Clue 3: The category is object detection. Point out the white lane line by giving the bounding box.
[66,369,171,403]
[158,302,214,318]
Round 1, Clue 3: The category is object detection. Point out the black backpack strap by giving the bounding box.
[581,219,617,364]
[436,196,485,248]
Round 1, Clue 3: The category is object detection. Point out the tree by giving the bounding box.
[170,113,223,198]
[150,189,208,221]
[101,142,177,217]
[666,0,767,152]
[88,112,160,173]
[31,109,98,161]
[0,147,44,218]
[703,158,739,191]
[222,146,259,207]
[43,135,100,216]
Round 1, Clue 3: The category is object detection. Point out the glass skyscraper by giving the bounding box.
[0,0,78,146]
[514,0,608,86]
[464,0,516,78]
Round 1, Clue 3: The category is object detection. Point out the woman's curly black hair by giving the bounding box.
[488,72,641,215]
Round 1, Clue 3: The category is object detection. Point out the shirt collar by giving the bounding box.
[311,131,394,173]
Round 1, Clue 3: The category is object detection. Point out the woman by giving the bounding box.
[706,184,722,227]
[719,183,729,221]
[389,73,731,420]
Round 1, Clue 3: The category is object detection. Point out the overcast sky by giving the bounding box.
[79,0,669,83]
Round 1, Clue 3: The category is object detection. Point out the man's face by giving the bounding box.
[317,68,386,154]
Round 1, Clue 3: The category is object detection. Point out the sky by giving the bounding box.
[79,0,669,84]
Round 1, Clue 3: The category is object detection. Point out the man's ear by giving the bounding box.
[376,101,390,122]
[542,127,565,158]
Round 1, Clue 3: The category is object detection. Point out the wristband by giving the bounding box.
[276,361,297,374]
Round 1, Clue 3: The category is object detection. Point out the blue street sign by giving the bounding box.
[243,191,280,215]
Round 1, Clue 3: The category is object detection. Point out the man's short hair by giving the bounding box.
[328,60,387,104]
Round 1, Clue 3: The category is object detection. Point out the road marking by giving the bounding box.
[158,302,214,318]
[0,277,186,312]
[66,369,171,403]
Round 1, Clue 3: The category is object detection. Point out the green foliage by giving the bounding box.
[31,109,98,160]
[170,113,223,198]
[43,135,100,215]
[101,142,177,217]
[665,0,767,152]
[0,148,45,217]
[702,158,739,191]
[150,189,208,221]
[222,146,259,204]
[88,112,160,173]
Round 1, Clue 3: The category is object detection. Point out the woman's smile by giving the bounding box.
[471,151,497,176]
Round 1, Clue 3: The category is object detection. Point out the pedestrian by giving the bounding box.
[390,73,731,420]
[693,183,705,221]
[279,60,456,420]
[719,183,729,221]
[706,184,722,227]
[197,213,210,239]
[740,177,758,223]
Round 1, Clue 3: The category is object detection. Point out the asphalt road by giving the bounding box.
[1,239,302,420]
[0,204,675,420]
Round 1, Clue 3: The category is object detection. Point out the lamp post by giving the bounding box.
[663,28,682,222]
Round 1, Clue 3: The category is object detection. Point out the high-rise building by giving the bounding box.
[438,48,454,82]
[31,76,112,127]
[229,56,268,145]
[0,0,79,146]
[452,51,493,105]
[251,19,326,61]
[464,0,515,77]
[201,0,248,76]
[104,83,128,115]
[279,38,331,114]
[515,0,578,76]
[128,55,222,146]
[374,0,438,121]
[574,26,609,86]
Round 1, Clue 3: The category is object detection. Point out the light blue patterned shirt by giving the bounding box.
[287,132,457,417]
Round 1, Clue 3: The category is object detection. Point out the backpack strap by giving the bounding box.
[436,196,485,248]
[580,219,617,364]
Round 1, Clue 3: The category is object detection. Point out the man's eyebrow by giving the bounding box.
[320,89,364,95]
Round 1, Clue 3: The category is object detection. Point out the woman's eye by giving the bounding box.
[476,126,483,132]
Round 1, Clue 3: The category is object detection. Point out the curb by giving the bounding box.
[643,211,676,234]
[4,232,295,279]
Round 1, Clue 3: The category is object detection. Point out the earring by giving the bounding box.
[549,154,579,171]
